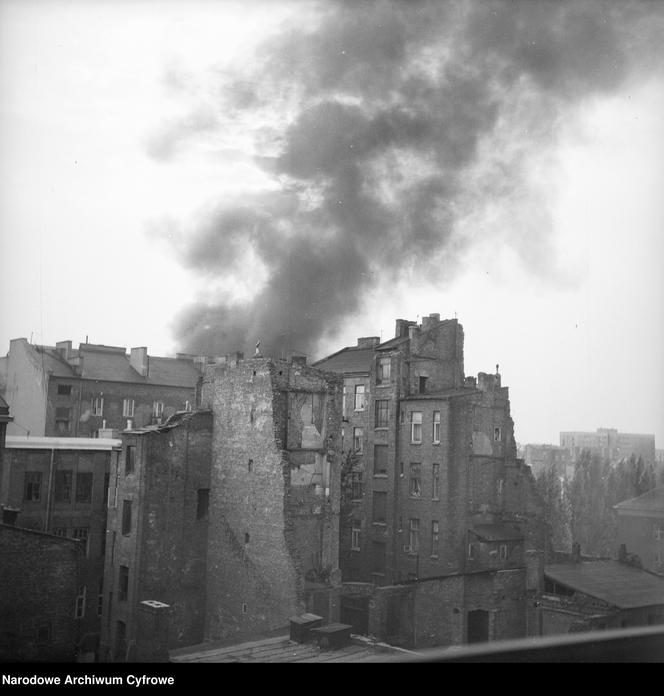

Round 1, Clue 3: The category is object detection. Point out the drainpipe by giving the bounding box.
[44,447,55,533]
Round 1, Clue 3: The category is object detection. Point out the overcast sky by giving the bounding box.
[1,0,663,447]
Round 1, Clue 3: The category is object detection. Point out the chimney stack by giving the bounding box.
[130,347,149,377]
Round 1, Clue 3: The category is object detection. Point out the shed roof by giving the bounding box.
[544,561,664,609]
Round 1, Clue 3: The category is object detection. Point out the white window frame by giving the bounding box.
[122,399,135,418]
[354,385,366,411]
[153,401,164,418]
[410,412,423,444]
[433,410,441,444]
[408,518,420,553]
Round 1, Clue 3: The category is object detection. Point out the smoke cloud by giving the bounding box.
[149,0,664,358]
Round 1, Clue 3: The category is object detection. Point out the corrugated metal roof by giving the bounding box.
[545,561,664,609]
[5,435,122,450]
[614,486,664,514]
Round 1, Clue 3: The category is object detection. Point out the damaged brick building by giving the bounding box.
[100,352,343,661]
[314,314,546,647]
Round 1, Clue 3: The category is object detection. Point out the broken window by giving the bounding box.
[24,471,42,502]
[54,469,73,503]
[410,411,422,443]
[409,463,422,498]
[375,400,389,428]
[92,396,104,417]
[373,444,388,475]
[75,472,93,504]
[55,407,71,434]
[197,489,210,520]
[373,491,387,524]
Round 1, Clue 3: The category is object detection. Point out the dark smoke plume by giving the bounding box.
[149,0,664,358]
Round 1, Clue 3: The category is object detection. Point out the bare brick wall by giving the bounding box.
[0,525,81,662]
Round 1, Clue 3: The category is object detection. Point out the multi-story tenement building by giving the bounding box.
[560,428,656,465]
[1,435,121,660]
[2,338,202,438]
[100,409,213,662]
[314,314,546,646]
[523,444,573,479]
[101,352,344,661]
[615,486,664,576]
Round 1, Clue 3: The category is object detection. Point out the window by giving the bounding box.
[432,463,440,499]
[375,400,389,428]
[372,541,386,574]
[57,384,72,395]
[408,519,420,553]
[118,566,129,602]
[153,401,164,418]
[497,478,504,504]
[494,426,501,442]
[468,543,477,560]
[197,489,210,520]
[92,396,104,417]
[431,521,440,557]
[103,472,110,509]
[409,463,422,498]
[354,385,366,411]
[342,386,347,418]
[53,527,67,537]
[185,400,192,412]
[376,357,391,384]
[55,407,71,434]
[374,444,388,475]
[351,520,361,551]
[653,525,664,540]
[244,533,250,544]
[24,472,42,502]
[248,459,253,472]
[122,500,132,535]
[122,399,135,418]
[410,411,422,443]
[37,624,51,643]
[54,470,73,503]
[242,603,248,614]
[433,411,441,444]
[499,544,508,561]
[75,585,86,619]
[75,472,93,503]
[73,527,89,555]
[373,491,387,524]
[97,579,104,618]
[125,446,135,475]
[349,471,364,500]
[418,376,427,394]
[353,427,364,453]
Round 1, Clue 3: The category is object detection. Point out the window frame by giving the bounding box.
[75,472,93,504]
[122,398,135,418]
[375,399,389,428]
[121,500,132,536]
[431,520,440,558]
[408,518,420,553]
[432,463,440,500]
[409,463,422,498]
[75,585,87,619]
[24,471,42,502]
[410,411,423,444]
[433,410,441,444]
[118,566,129,602]
[353,427,364,453]
[376,357,391,385]
[351,520,361,551]
[92,396,104,417]
[354,385,366,412]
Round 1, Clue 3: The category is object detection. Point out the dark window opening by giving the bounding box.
[373,491,387,524]
[371,541,386,575]
[118,566,129,602]
[244,533,250,544]
[374,444,388,475]
[375,400,389,428]
[24,471,42,502]
[418,376,427,393]
[125,446,135,475]
[57,384,72,395]
[54,469,73,503]
[248,458,253,472]
[75,472,93,503]
[197,489,210,520]
[122,500,132,535]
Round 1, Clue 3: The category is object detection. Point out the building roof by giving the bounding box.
[5,436,122,451]
[32,343,200,388]
[614,487,664,514]
[169,634,413,664]
[544,561,664,609]
[313,346,375,374]
[471,523,524,542]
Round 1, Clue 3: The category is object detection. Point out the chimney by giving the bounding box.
[135,601,173,663]
[356,337,380,349]
[55,341,72,361]
[571,542,581,563]
[394,319,410,338]
[130,347,149,377]
[408,324,418,340]
[421,313,440,331]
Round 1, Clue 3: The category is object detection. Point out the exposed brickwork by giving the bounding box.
[0,524,82,662]
[203,357,342,643]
